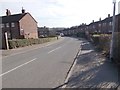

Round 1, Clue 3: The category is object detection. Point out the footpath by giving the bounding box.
[65,39,119,88]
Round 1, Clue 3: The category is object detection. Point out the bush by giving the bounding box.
[77,32,86,38]
[112,33,120,63]
[8,37,56,49]
[91,34,111,52]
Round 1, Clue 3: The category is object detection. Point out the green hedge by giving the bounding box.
[91,34,111,52]
[8,37,57,49]
[112,33,120,63]
[90,33,120,64]
[76,32,86,38]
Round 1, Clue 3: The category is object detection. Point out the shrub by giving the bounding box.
[91,34,111,52]
[112,33,120,63]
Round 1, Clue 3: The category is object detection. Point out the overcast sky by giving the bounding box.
[0,0,120,28]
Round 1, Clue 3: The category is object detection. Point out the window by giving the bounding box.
[109,22,112,26]
[11,23,15,27]
[103,23,106,26]
[93,25,95,28]
[99,24,101,27]
[6,23,9,27]
[20,29,24,35]
[1,24,5,28]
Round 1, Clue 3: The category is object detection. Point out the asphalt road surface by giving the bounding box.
[2,37,81,88]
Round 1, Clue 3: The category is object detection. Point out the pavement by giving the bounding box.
[65,39,119,88]
[1,37,82,88]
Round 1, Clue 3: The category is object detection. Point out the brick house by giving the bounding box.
[0,8,38,49]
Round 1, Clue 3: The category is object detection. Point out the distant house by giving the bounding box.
[38,26,49,38]
[0,8,38,49]
[38,27,64,38]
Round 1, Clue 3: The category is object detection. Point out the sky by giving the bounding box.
[0,0,120,28]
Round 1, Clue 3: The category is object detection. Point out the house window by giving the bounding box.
[1,24,5,28]
[99,24,101,27]
[6,23,9,27]
[109,22,112,26]
[93,25,95,28]
[11,23,15,27]
[20,29,24,35]
[103,23,106,26]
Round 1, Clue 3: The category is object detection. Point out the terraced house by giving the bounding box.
[0,8,38,49]
[62,14,120,36]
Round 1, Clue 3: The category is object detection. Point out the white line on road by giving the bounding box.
[47,38,72,54]
[48,47,61,54]
[0,58,37,77]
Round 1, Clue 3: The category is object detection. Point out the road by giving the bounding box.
[2,37,81,88]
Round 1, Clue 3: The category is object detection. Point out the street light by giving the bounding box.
[110,0,116,61]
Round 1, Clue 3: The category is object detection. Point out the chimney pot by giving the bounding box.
[22,7,25,13]
[108,14,110,18]
[6,9,11,16]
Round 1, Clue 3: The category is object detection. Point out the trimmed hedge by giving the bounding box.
[91,33,120,64]
[112,33,120,63]
[91,34,111,52]
[8,37,57,49]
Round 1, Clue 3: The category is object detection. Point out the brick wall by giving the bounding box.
[19,13,38,39]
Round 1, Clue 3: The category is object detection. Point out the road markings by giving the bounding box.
[0,58,37,77]
[47,38,72,54]
[48,47,61,54]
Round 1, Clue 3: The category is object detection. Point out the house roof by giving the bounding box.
[1,13,37,23]
[1,13,27,23]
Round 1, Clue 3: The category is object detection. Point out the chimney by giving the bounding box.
[92,20,94,23]
[22,7,25,13]
[108,14,110,18]
[99,17,101,21]
[6,9,11,16]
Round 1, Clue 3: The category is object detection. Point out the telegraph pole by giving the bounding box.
[110,0,116,61]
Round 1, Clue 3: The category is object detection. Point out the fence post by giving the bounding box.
[5,32,9,50]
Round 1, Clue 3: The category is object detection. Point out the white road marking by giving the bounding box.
[48,47,61,54]
[0,58,37,77]
[47,38,73,54]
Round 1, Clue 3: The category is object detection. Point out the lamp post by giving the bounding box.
[110,0,116,61]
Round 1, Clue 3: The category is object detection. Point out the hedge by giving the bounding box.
[91,34,111,52]
[8,37,57,49]
[91,33,120,64]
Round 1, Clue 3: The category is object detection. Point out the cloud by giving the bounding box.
[0,0,117,27]
[0,0,38,3]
